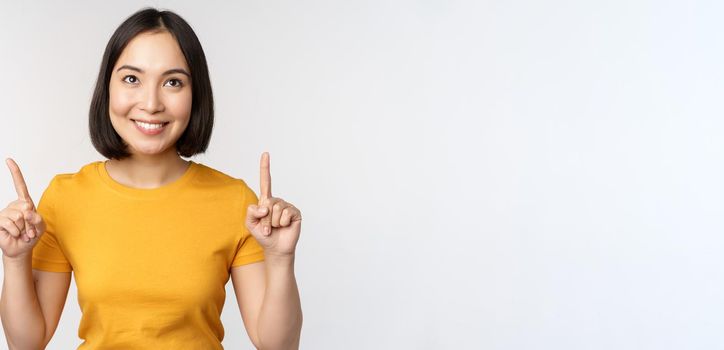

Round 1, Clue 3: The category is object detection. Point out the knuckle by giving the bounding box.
[2,221,16,231]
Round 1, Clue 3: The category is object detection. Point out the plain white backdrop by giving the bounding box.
[1,0,723,349]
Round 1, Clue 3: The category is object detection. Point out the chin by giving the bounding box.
[129,144,171,156]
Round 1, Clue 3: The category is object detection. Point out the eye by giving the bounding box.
[164,78,184,88]
[122,75,139,84]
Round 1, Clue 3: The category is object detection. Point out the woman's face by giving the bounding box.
[108,30,192,157]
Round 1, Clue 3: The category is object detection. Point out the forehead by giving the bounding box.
[114,31,189,72]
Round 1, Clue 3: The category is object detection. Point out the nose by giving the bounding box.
[139,86,165,114]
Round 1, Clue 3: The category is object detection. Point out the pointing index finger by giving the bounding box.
[5,158,33,205]
[260,152,271,200]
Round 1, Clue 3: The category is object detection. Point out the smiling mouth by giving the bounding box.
[131,119,170,133]
[132,119,169,127]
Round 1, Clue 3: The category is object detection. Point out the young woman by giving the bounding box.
[0,8,302,349]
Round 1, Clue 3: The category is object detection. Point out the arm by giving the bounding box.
[1,160,71,349]
[231,254,302,350]
[1,254,45,349]
[235,152,303,349]
[0,254,71,350]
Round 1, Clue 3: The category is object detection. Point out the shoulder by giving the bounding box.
[45,161,104,193]
[38,161,103,209]
[191,162,258,201]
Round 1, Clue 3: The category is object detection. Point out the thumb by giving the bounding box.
[25,211,45,237]
[23,211,35,238]
[246,205,269,224]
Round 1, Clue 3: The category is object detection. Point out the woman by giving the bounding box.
[0,8,302,349]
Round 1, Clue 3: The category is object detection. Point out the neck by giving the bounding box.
[105,149,190,189]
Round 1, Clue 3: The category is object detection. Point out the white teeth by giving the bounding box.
[134,120,166,130]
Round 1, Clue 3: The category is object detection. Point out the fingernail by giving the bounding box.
[264,226,271,235]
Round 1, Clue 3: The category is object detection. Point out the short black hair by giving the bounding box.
[89,7,214,160]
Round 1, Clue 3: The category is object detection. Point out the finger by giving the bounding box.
[6,158,34,206]
[3,209,26,232]
[0,227,10,239]
[245,205,268,237]
[260,152,271,200]
[289,206,302,222]
[24,211,36,239]
[28,210,45,237]
[26,226,35,239]
[280,207,292,227]
[287,204,302,222]
[271,202,286,228]
[8,199,33,212]
[0,217,21,238]
[259,198,277,236]
[247,205,269,219]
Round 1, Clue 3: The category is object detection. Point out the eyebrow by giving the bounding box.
[116,64,191,78]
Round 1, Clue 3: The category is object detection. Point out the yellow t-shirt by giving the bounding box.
[31,160,265,349]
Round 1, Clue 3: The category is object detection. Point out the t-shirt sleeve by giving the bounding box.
[230,181,265,267]
[31,176,72,272]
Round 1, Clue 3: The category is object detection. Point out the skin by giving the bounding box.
[1,30,302,349]
[0,159,43,249]
[105,30,193,187]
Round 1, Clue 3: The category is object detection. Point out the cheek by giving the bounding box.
[108,85,135,118]
[168,90,193,121]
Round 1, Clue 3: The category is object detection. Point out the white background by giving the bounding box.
[1,0,723,349]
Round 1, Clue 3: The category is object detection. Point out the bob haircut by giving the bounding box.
[89,8,214,160]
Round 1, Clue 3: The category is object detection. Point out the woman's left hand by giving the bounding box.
[245,152,302,258]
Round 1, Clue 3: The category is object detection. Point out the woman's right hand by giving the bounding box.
[0,158,46,260]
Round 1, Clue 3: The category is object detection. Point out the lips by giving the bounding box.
[132,119,169,135]
[131,119,169,125]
